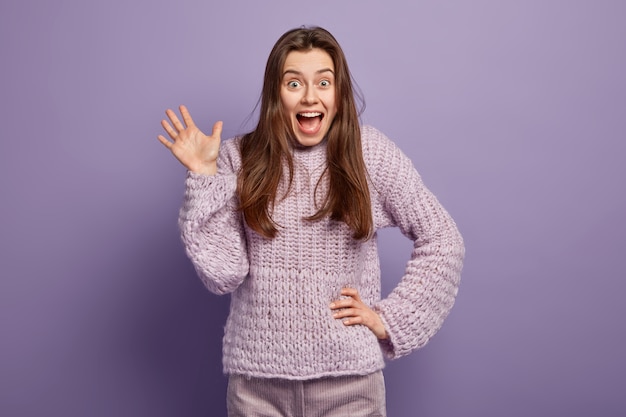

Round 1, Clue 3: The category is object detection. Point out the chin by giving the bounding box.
[291,122,331,147]
[293,135,326,147]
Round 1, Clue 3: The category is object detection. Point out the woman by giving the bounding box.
[158,26,464,417]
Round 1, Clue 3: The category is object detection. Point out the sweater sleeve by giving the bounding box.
[365,126,465,359]
[178,140,249,295]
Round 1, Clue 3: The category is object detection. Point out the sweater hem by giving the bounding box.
[224,364,386,381]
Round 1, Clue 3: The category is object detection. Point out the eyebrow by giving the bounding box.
[282,68,335,77]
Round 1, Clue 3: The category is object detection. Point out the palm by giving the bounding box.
[158,105,222,175]
[169,123,218,168]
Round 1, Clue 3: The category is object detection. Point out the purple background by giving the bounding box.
[1,0,625,416]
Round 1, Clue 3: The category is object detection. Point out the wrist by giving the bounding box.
[189,162,217,176]
[376,325,389,340]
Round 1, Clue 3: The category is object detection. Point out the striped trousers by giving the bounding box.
[227,371,386,417]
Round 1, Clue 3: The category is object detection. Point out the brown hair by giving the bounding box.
[238,27,372,240]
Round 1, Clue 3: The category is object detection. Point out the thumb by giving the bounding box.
[211,121,223,139]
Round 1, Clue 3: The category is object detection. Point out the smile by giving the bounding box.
[297,112,323,120]
[296,112,324,135]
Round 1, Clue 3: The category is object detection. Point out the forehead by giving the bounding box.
[282,48,335,74]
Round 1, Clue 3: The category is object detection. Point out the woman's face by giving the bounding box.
[280,48,338,147]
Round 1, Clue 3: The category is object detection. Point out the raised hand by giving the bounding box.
[158,105,222,175]
[330,288,389,340]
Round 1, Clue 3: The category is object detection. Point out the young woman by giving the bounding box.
[158,26,464,417]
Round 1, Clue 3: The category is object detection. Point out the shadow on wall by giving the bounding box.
[72,216,232,417]
[126,225,231,416]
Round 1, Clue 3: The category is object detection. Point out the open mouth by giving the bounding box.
[296,112,324,134]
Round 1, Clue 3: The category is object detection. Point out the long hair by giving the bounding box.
[238,27,372,240]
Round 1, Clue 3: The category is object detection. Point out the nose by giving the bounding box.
[301,85,318,104]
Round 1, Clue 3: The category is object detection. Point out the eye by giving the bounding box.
[287,80,300,88]
[320,79,331,87]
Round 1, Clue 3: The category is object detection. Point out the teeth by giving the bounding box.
[298,112,322,118]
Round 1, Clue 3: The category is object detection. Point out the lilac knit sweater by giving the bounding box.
[178,125,464,380]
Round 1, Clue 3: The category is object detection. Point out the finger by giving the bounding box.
[330,298,356,310]
[341,287,362,302]
[161,119,178,140]
[332,308,359,319]
[211,120,223,139]
[157,134,173,149]
[179,105,196,128]
[166,108,185,132]
[342,316,364,326]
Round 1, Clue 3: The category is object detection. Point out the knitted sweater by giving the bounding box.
[178,125,464,380]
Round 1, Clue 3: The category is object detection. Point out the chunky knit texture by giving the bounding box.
[179,125,464,380]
